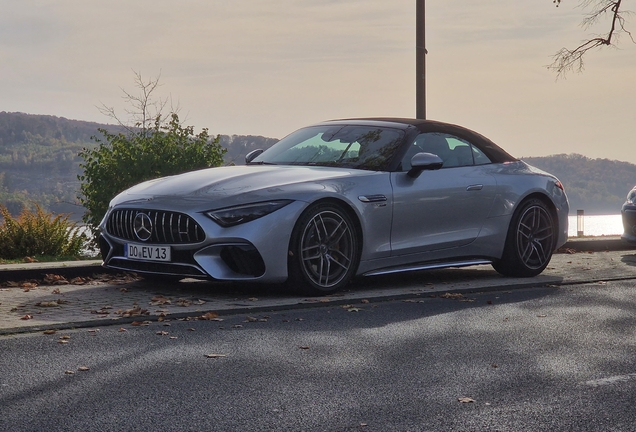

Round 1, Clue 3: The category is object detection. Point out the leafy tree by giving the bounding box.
[77,73,226,235]
[549,0,634,76]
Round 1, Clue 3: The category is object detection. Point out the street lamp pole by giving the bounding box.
[416,0,426,119]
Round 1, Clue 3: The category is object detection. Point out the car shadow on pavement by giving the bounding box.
[621,253,636,266]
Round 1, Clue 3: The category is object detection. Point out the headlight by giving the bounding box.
[206,200,293,227]
[627,188,636,205]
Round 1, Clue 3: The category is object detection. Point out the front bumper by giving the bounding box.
[99,201,307,282]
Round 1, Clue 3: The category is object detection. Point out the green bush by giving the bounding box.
[78,113,226,235]
[0,204,87,259]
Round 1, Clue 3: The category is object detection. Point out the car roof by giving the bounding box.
[317,117,518,163]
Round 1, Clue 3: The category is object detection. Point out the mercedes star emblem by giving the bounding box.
[133,213,153,241]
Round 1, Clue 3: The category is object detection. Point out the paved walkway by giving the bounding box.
[1,242,635,335]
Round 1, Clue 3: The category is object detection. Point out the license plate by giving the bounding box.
[125,243,171,262]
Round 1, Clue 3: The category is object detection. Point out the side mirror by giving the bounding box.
[407,152,444,178]
[245,149,264,164]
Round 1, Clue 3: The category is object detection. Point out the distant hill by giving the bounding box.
[0,112,278,220]
[522,154,635,215]
[0,112,633,220]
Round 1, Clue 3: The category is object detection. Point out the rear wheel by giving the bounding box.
[287,203,360,295]
[493,198,555,277]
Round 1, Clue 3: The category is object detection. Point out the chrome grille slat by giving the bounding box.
[105,209,205,244]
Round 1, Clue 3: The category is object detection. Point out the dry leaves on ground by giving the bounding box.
[150,295,171,306]
[43,274,69,285]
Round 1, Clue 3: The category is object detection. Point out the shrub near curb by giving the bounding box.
[0,204,87,260]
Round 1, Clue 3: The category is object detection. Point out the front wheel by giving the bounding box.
[287,203,360,295]
[493,198,556,277]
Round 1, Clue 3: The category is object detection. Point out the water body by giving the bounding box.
[567,214,623,237]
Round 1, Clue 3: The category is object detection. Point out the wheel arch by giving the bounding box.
[516,192,560,251]
[292,197,364,250]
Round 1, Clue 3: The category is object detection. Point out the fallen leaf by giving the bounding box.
[43,274,69,285]
[347,308,361,312]
[537,314,547,318]
[187,328,196,332]
[248,297,258,301]
[361,299,370,304]
[36,301,60,307]
[118,328,127,332]
[458,397,475,403]
[20,314,33,320]
[205,353,227,358]
[43,329,56,335]
[245,316,258,322]
[69,277,87,285]
[199,312,222,321]
[150,295,172,306]
[78,366,90,372]
[176,298,192,307]
[117,306,149,317]
[57,340,69,344]
[299,346,310,350]
[65,370,75,375]
[59,335,71,340]
[51,288,61,294]
[156,331,169,336]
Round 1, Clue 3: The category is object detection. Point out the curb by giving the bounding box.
[0,238,632,284]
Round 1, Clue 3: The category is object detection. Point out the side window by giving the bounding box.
[400,133,492,171]
[446,136,492,166]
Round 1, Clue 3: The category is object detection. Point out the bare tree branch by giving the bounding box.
[549,0,634,78]
[97,71,181,134]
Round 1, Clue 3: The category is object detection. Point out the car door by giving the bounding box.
[389,133,498,255]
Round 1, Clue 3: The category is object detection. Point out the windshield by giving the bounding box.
[252,125,405,171]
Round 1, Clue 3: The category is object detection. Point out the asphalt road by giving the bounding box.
[2,279,636,431]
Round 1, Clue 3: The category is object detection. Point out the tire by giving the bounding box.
[493,198,556,277]
[287,202,360,295]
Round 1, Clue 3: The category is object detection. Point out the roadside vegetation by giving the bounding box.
[77,72,227,236]
[0,204,88,262]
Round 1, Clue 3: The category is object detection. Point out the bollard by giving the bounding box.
[577,209,584,237]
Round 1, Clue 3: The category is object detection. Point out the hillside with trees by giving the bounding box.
[0,112,277,220]
[522,154,635,215]
[1,112,634,220]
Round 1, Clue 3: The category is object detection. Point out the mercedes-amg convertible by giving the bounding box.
[98,118,569,295]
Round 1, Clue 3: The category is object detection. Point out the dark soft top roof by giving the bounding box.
[321,117,518,164]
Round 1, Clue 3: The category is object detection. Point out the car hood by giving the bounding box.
[112,165,362,207]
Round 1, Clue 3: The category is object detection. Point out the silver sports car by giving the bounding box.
[98,118,569,295]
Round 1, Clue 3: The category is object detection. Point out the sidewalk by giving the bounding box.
[1,237,635,335]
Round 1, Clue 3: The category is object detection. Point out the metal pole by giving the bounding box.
[416,0,426,119]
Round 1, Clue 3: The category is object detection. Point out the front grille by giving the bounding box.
[106,209,205,244]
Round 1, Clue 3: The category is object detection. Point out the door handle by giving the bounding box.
[466,184,483,191]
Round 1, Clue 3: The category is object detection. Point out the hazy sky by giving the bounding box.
[2,0,635,162]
